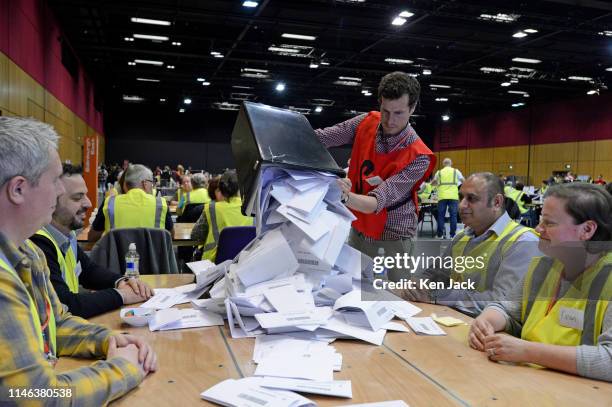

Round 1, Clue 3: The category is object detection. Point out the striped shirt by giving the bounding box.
[315,113,431,240]
[0,232,143,405]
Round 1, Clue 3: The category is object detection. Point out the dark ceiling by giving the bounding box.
[48,0,612,122]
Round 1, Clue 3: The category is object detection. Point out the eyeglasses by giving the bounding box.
[144,179,157,185]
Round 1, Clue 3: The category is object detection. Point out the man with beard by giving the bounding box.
[399,172,541,317]
[30,164,153,318]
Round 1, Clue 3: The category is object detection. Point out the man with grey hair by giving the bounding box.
[432,157,464,239]
[0,117,156,403]
[399,172,541,317]
[89,163,173,242]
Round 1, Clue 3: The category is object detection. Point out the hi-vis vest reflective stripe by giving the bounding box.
[103,188,167,232]
[418,183,434,201]
[506,188,528,214]
[520,253,612,346]
[437,167,459,200]
[185,188,210,206]
[0,241,57,355]
[34,228,79,293]
[450,220,534,291]
[202,197,254,261]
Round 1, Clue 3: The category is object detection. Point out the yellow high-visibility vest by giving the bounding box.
[34,228,79,293]
[436,167,459,200]
[202,197,254,261]
[520,253,612,346]
[451,220,535,291]
[102,188,168,232]
[505,187,528,214]
[0,241,57,356]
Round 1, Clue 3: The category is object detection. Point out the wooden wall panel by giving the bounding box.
[594,140,612,162]
[1,51,105,165]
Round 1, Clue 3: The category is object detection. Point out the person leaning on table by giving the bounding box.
[0,117,157,404]
[469,183,612,382]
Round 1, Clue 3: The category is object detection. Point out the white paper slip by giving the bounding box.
[322,314,386,346]
[140,289,183,310]
[333,291,394,332]
[148,308,182,331]
[157,309,223,331]
[188,259,227,287]
[255,308,332,329]
[286,183,329,215]
[404,317,446,336]
[191,298,227,315]
[323,274,353,294]
[255,352,335,382]
[201,378,315,407]
[260,377,352,398]
[388,301,422,319]
[382,322,410,333]
[264,285,314,313]
[334,244,364,279]
[253,335,334,364]
[226,299,264,339]
[344,401,409,407]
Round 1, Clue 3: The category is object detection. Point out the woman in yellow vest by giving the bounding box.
[190,171,253,262]
[469,183,612,381]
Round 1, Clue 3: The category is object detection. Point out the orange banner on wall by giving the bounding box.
[82,135,99,225]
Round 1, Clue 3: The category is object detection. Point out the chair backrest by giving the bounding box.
[215,226,256,264]
[177,203,204,223]
[504,196,521,220]
[89,227,178,274]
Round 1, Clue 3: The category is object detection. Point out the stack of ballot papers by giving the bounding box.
[140,283,209,310]
[149,308,224,331]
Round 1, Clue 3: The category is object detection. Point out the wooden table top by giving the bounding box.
[55,275,612,406]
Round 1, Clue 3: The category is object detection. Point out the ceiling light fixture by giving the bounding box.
[124,37,134,42]
[309,62,319,69]
[513,31,528,38]
[568,76,593,81]
[281,33,316,41]
[202,82,211,86]
[587,89,598,95]
[184,98,192,104]
[131,17,171,26]
[422,69,432,75]
[243,1,258,7]
[171,41,181,46]
[166,65,175,69]
[276,83,286,92]
[479,13,519,23]
[442,115,450,121]
[242,68,269,73]
[133,34,169,41]
[391,17,406,26]
[127,61,136,66]
[213,54,224,58]
[435,98,448,102]
[501,82,511,87]
[385,58,413,64]
[122,95,144,102]
[524,28,538,33]
[134,59,164,65]
[179,108,185,113]
[315,106,323,113]
[136,77,160,82]
[429,84,451,88]
[512,57,541,64]
[339,76,362,81]
[480,67,506,73]
[268,46,300,53]
[399,11,414,18]
[512,102,525,107]
[159,98,166,102]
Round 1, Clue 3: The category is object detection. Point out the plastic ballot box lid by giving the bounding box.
[231,101,345,214]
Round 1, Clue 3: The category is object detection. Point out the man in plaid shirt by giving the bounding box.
[0,117,157,405]
[315,72,436,281]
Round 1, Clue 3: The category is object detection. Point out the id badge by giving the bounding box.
[558,307,584,330]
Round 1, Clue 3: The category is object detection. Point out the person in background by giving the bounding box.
[88,164,173,242]
[98,165,108,193]
[31,164,153,318]
[191,171,253,261]
[180,173,210,211]
[313,71,436,282]
[469,183,612,382]
[0,117,157,404]
[171,175,193,216]
[432,158,464,239]
[594,175,606,186]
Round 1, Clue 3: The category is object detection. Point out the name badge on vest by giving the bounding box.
[365,176,383,186]
[558,307,584,331]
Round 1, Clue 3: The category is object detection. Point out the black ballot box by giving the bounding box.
[231,101,345,215]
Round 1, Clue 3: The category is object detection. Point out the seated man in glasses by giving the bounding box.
[89,164,173,242]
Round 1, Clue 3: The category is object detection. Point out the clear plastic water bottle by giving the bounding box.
[125,243,140,278]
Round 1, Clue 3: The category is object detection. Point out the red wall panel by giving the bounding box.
[0,0,103,134]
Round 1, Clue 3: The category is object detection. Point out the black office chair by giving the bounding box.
[176,203,204,223]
